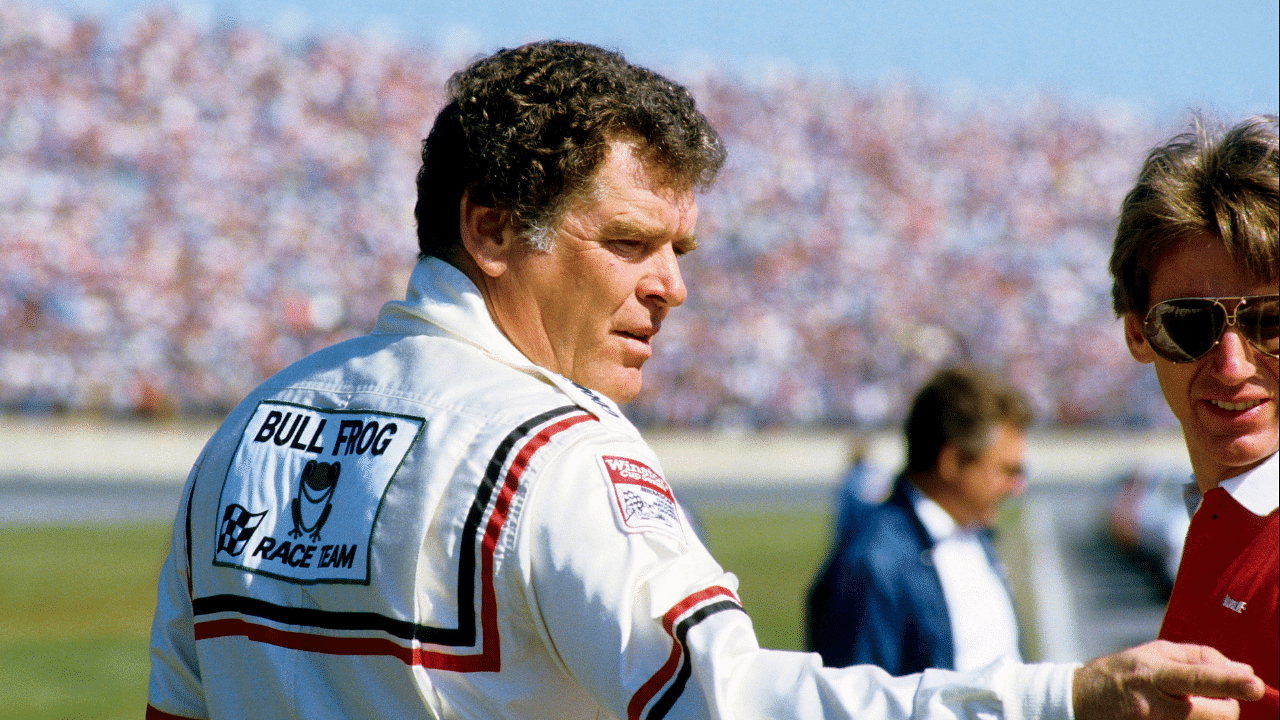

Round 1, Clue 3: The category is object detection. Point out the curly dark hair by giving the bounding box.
[414,40,726,259]
[1109,115,1279,316]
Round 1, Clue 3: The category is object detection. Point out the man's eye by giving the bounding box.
[610,240,645,254]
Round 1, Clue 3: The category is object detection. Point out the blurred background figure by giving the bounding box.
[807,366,1030,673]
[829,437,893,541]
[1107,463,1191,588]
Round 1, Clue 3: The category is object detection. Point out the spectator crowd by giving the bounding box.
[0,1,1206,429]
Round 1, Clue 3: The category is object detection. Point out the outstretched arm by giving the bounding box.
[1073,640,1264,720]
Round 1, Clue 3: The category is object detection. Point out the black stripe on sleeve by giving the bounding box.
[647,601,746,720]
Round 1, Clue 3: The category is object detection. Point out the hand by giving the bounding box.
[1073,640,1264,720]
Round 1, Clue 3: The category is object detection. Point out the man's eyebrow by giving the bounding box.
[675,236,699,253]
[600,218,698,250]
[599,218,665,238]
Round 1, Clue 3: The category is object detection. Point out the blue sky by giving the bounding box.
[31,0,1280,118]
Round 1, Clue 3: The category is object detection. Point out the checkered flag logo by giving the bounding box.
[217,504,267,557]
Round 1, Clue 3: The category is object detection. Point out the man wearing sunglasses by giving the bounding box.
[1110,115,1279,720]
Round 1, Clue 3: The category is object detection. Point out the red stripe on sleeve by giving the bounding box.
[480,413,598,667]
[627,585,740,720]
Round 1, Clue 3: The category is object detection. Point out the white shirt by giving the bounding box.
[1185,452,1280,518]
[913,487,1024,673]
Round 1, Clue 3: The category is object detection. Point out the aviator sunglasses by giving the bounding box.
[1143,294,1280,363]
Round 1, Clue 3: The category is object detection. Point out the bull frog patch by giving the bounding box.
[213,400,424,584]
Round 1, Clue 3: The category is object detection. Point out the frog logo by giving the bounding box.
[290,460,340,541]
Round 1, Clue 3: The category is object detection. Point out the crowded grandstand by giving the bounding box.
[0,1,1198,428]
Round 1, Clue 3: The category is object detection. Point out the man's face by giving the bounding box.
[949,423,1027,528]
[1123,234,1279,489]
[485,139,696,403]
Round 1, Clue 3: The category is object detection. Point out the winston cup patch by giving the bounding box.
[599,455,685,544]
[213,400,424,584]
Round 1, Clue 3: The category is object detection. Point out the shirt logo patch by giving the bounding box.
[1222,595,1247,613]
[213,401,424,584]
[600,455,685,544]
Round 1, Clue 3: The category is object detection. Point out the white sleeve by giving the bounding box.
[147,462,209,720]
[520,436,1077,720]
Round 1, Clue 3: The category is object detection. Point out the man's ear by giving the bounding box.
[459,192,513,279]
[1122,313,1156,364]
[935,442,963,484]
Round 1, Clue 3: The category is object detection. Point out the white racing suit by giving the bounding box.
[147,257,1076,719]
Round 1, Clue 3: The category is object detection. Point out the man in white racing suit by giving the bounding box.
[147,40,1264,720]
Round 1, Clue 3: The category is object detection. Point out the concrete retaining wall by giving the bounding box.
[1,416,1188,486]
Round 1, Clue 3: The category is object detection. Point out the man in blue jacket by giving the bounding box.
[808,366,1029,674]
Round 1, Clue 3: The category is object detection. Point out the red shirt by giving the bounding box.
[1159,487,1278,720]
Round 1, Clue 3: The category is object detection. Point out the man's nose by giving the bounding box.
[1207,327,1259,382]
[640,245,687,308]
